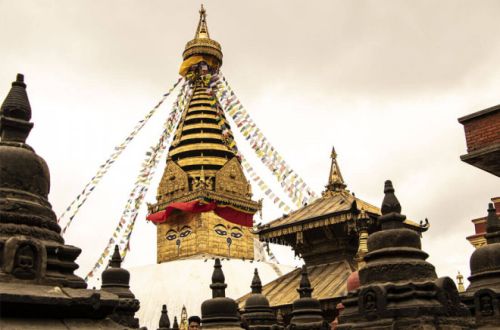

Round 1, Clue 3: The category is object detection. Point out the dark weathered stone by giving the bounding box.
[0,74,134,329]
[287,265,329,330]
[242,268,278,329]
[157,304,171,330]
[101,245,140,328]
[338,180,473,329]
[201,258,243,329]
[462,203,500,328]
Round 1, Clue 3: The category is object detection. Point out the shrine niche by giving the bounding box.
[157,160,189,204]
[3,237,46,281]
[215,157,251,197]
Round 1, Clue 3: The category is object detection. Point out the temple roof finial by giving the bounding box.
[381,180,401,215]
[324,146,347,194]
[195,4,210,39]
[158,304,171,328]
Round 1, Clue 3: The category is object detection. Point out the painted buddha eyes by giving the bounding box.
[214,224,243,239]
[166,226,192,240]
[166,230,177,241]
[179,227,192,238]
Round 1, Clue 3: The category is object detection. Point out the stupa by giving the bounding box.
[128,6,293,329]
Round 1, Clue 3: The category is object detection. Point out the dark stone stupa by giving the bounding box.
[201,258,244,329]
[287,265,329,330]
[101,245,141,328]
[242,268,278,329]
[338,180,473,329]
[0,74,138,329]
[462,203,500,328]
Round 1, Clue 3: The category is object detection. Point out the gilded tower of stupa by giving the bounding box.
[147,6,260,263]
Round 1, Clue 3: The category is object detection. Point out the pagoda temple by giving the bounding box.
[238,148,428,323]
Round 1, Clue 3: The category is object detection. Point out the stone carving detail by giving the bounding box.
[3,237,46,281]
[215,157,251,197]
[157,160,189,203]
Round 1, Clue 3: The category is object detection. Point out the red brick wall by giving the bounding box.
[463,111,500,152]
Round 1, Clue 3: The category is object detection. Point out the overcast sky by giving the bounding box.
[1,0,499,289]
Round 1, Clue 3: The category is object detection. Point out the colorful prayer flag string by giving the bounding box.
[59,77,185,235]
[84,80,194,282]
[210,73,317,207]
[239,155,292,213]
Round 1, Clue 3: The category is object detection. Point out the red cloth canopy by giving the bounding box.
[147,200,253,227]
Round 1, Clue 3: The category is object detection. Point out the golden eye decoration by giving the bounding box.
[214,224,228,236]
[166,229,178,241]
[179,226,192,238]
[230,226,243,239]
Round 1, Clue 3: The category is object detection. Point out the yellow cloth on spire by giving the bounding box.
[179,55,218,76]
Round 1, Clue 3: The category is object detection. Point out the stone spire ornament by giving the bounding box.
[242,268,277,329]
[201,258,243,329]
[173,316,179,330]
[287,265,329,329]
[101,245,140,328]
[463,202,500,328]
[0,75,136,328]
[158,304,171,330]
[338,180,472,329]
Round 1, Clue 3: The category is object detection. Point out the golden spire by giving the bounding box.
[324,146,347,194]
[195,5,210,39]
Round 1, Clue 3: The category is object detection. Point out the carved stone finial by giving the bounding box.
[159,304,171,329]
[297,265,313,298]
[210,258,227,298]
[0,73,33,143]
[381,180,401,215]
[109,245,122,268]
[251,268,262,294]
[173,316,179,330]
[486,203,500,243]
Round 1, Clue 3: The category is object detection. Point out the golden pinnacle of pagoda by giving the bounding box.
[180,4,223,76]
[324,146,347,194]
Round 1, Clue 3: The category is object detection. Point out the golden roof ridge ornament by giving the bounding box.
[323,146,347,195]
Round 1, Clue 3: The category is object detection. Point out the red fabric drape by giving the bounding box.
[147,200,253,227]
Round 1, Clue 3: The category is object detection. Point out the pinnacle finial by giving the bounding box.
[210,258,227,298]
[486,203,499,234]
[173,316,179,329]
[1,73,33,142]
[324,145,346,193]
[109,245,122,268]
[251,268,262,294]
[159,304,171,328]
[195,4,210,39]
[381,180,402,215]
[297,265,313,298]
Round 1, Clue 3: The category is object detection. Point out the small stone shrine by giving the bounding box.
[101,245,141,328]
[201,258,244,329]
[462,203,500,328]
[287,265,329,329]
[242,268,278,329]
[0,74,139,328]
[338,180,472,329]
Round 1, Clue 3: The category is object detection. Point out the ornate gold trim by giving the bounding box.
[177,156,228,167]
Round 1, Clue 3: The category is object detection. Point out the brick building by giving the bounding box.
[458,104,500,176]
